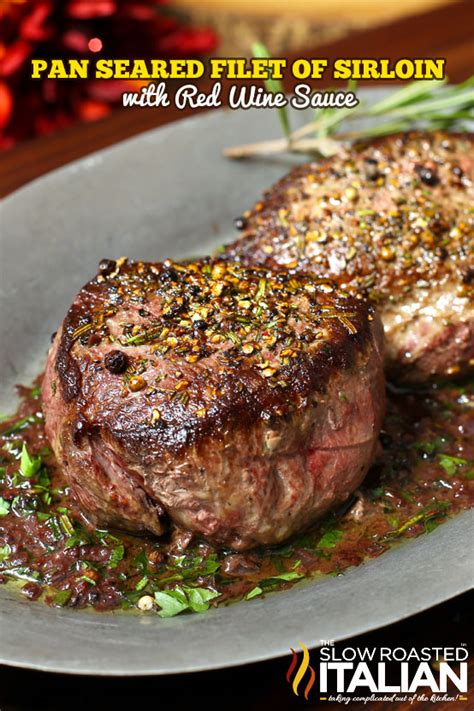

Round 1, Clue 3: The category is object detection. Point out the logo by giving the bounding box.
[285,642,469,703]
[287,642,316,700]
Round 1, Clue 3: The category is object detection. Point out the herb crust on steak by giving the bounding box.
[42,258,385,549]
[225,131,474,382]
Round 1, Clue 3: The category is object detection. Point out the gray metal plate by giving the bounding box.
[1,90,473,675]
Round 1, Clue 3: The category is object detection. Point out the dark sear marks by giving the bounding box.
[0,379,472,616]
[41,258,385,550]
[53,257,375,422]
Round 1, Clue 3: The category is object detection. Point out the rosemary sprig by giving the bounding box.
[252,41,291,140]
[224,46,474,160]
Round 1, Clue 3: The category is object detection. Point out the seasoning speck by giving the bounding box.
[137,595,155,611]
[129,375,146,392]
[98,258,117,276]
[104,350,129,375]
[234,216,248,231]
[380,246,395,261]
[415,165,440,187]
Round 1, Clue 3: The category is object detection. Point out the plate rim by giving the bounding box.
[1,95,473,675]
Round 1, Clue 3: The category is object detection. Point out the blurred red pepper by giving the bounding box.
[0,0,218,147]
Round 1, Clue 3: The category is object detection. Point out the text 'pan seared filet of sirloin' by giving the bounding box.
[225,131,474,383]
[42,259,385,550]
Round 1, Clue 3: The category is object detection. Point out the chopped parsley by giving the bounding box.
[0,544,12,562]
[317,529,344,549]
[19,443,42,479]
[437,454,469,477]
[154,586,220,618]
[0,497,10,516]
[109,545,125,569]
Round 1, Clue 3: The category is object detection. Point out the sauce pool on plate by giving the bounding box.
[0,379,472,617]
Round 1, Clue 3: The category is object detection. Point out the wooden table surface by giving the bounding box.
[1,2,473,708]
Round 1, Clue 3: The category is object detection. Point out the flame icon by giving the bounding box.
[287,642,316,700]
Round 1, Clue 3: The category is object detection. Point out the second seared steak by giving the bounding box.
[42,258,384,550]
[225,131,474,382]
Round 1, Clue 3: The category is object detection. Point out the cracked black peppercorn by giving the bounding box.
[364,157,379,181]
[415,165,440,187]
[104,350,129,374]
[462,268,474,284]
[234,216,248,230]
[160,266,178,282]
[98,259,117,276]
[163,302,184,319]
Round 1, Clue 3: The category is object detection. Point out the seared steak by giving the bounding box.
[42,258,385,549]
[225,131,474,382]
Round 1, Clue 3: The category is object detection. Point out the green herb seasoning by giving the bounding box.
[0,380,472,616]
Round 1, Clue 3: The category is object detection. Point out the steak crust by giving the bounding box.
[42,258,385,549]
[225,131,474,382]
